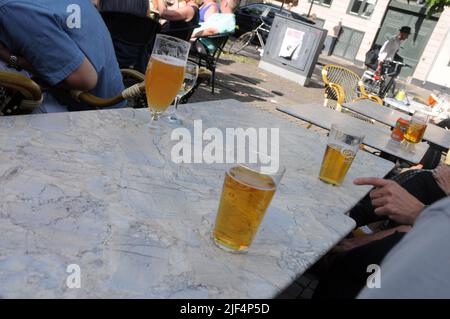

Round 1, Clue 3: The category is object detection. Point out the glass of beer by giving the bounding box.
[404,111,429,144]
[213,156,285,253]
[319,124,365,186]
[166,61,199,125]
[145,35,190,128]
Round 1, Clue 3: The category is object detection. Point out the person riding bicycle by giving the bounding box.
[375,26,411,75]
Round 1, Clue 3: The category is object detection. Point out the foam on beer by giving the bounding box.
[150,54,186,68]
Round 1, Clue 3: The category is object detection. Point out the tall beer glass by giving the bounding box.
[145,35,190,127]
[319,124,365,186]
[213,156,285,253]
[404,111,429,144]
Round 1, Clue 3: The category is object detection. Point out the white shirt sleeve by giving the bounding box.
[377,37,399,62]
[358,197,450,299]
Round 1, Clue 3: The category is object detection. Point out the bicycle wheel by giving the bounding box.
[228,32,255,55]
[385,82,396,98]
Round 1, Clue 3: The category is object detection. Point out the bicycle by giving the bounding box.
[228,17,270,56]
[362,60,412,99]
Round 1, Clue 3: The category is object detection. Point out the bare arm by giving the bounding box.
[192,27,219,38]
[62,58,98,91]
[433,165,450,195]
[157,0,194,21]
[204,4,219,21]
[1,43,97,91]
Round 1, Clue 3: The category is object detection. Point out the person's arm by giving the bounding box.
[433,165,450,195]
[0,43,35,72]
[332,225,412,253]
[1,5,98,91]
[358,197,450,299]
[204,3,219,21]
[353,177,426,225]
[192,27,219,38]
[157,0,193,21]
[376,39,393,74]
[1,44,96,91]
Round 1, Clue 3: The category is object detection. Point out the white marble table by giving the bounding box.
[344,99,450,150]
[277,104,429,163]
[0,99,394,298]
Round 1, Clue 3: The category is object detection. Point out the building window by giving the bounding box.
[348,0,377,18]
[309,0,333,7]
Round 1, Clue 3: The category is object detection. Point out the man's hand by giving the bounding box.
[332,225,411,253]
[433,165,450,195]
[375,62,382,75]
[353,177,425,225]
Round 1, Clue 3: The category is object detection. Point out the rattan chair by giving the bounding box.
[0,69,146,115]
[0,71,43,115]
[322,64,383,123]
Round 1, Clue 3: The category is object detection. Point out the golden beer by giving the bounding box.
[145,54,185,114]
[404,122,427,144]
[213,166,276,252]
[319,144,356,186]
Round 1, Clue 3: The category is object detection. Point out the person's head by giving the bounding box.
[220,0,240,13]
[398,26,411,41]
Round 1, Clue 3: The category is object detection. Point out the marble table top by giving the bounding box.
[0,99,394,298]
[277,103,429,164]
[344,99,450,150]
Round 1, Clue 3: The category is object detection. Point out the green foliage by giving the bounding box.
[425,0,450,17]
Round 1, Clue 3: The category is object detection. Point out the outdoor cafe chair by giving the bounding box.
[189,33,231,94]
[101,11,161,74]
[322,64,383,123]
[0,71,43,115]
[0,69,146,115]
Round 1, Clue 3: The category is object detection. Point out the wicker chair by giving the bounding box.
[0,69,146,115]
[0,71,43,115]
[321,64,383,123]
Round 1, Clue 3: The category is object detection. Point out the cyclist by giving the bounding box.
[375,26,411,75]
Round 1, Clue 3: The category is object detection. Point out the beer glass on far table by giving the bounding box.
[145,34,190,129]
[404,111,429,148]
[213,155,285,253]
[319,124,365,186]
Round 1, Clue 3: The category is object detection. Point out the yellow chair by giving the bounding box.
[0,69,146,115]
[0,71,43,115]
[321,64,383,123]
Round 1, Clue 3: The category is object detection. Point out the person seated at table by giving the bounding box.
[0,0,125,112]
[312,165,450,298]
[191,0,239,52]
[357,196,450,298]
[157,0,202,41]
[420,118,450,169]
[96,0,158,17]
[192,0,238,39]
[198,0,220,23]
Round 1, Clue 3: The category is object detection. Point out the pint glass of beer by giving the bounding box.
[319,124,365,186]
[404,111,429,144]
[145,35,190,127]
[213,158,285,253]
